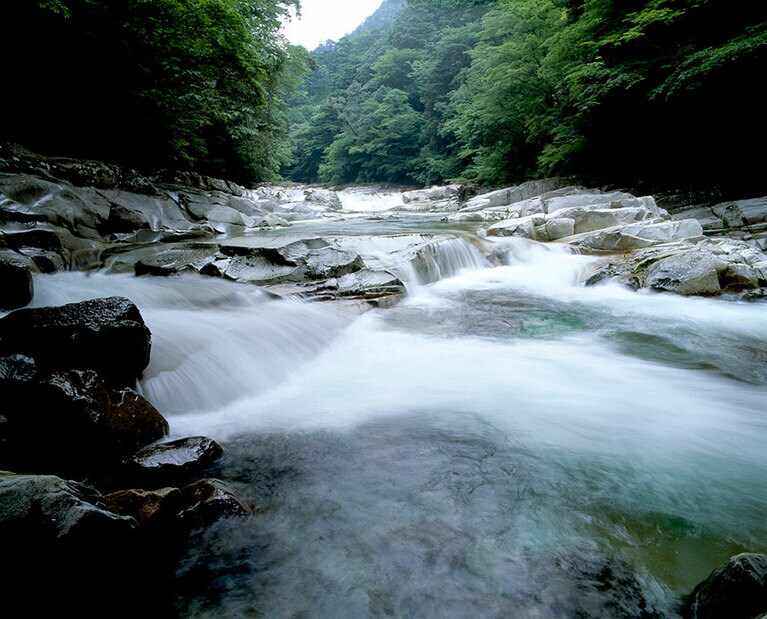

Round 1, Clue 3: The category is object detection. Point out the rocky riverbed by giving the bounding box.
[1,146,766,617]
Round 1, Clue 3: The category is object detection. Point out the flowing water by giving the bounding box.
[25,200,767,617]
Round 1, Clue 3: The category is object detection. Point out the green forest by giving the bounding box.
[2,0,766,193]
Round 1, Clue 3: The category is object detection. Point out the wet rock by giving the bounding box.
[335,269,405,299]
[177,479,251,529]
[0,470,135,541]
[135,245,217,276]
[0,175,110,234]
[0,363,169,476]
[0,250,34,309]
[683,553,767,619]
[0,469,163,615]
[304,247,365,279]
[0,296,151,386]
[102,487,182,527]
[124,436,223,488]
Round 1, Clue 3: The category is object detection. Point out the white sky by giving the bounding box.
[281,0,384,50]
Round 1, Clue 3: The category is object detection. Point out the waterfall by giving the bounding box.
[27,272,357,416]
[409,237,489,286]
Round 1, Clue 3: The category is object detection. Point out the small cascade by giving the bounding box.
[338,188,405,212]
[410,237,489,286]
[28,272,355,416]
[485,236,595,291]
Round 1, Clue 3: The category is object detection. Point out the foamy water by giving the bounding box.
[25,217,767,618]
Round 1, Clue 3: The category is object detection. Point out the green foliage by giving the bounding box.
[284,0,491,185]
[1,0,304,183]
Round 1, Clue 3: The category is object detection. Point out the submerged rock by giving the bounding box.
[176,478,251,529]
[683,553,767,619]
[0,296,151,386]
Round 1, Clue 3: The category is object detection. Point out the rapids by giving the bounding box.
[23,201,767,617]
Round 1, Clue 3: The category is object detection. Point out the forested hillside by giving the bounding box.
[285,0,767,194]
[2,0,765,194]
[0,0,306,184]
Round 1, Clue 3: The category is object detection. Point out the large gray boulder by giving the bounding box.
[0,296,151,386]
[683,553,767,619]
[462,178,578,211]
[586,237,767,296]
[645,251,722,295]
[572,219,703,251]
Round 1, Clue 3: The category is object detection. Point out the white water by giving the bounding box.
[25,226,767,617]
[338,187,406,212]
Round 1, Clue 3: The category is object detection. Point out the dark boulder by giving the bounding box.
[176,478,250,529]
[0,469,174,615]
[124,436,223,488]
[0,250,34,309]
[0,296,151,386]
[683,553,767,619]
[0,362,169,476]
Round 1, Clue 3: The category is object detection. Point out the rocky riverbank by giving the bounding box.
[1,146,766,616]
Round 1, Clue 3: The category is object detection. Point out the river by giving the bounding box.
[26,191,767,617]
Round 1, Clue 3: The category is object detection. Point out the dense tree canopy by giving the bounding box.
[285,0,767,194]
[1,0,764,193]
[0,0,305,183]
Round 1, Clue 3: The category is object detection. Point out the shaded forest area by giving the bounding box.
[2,0,766,195]
[0,0,305,184]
